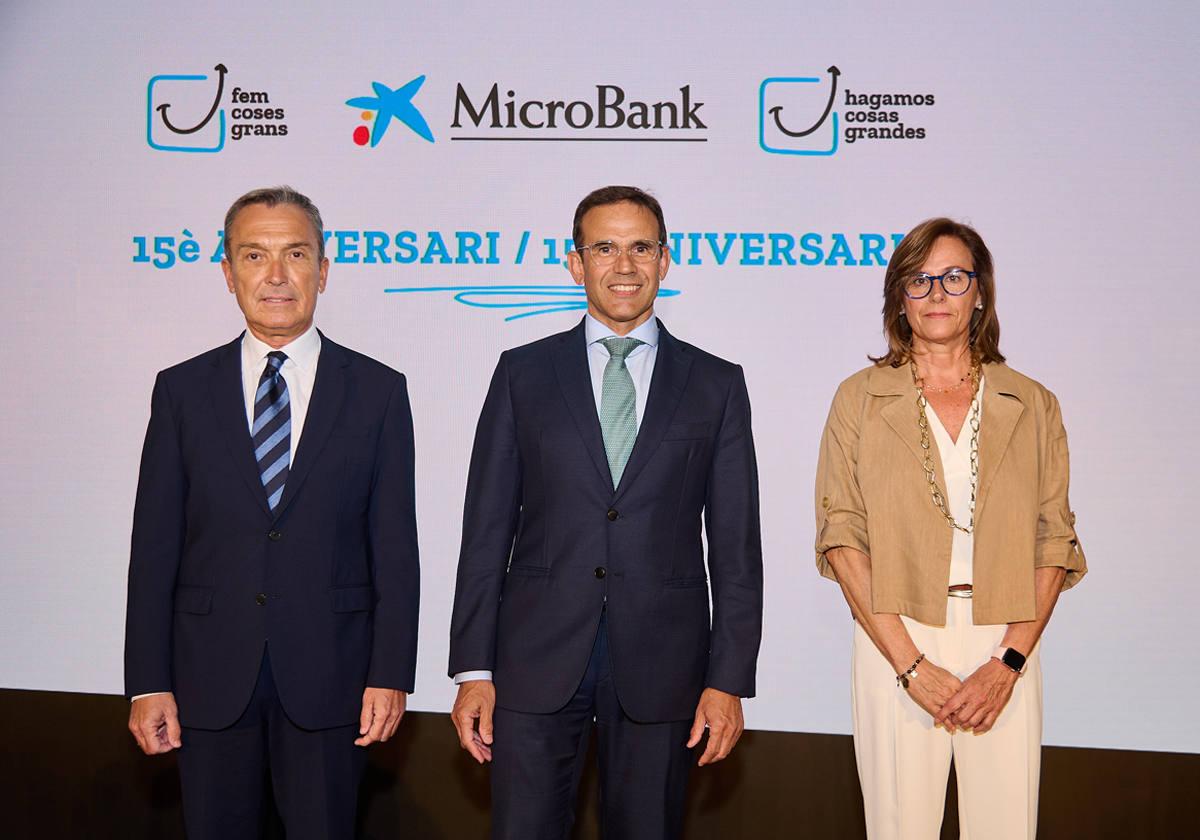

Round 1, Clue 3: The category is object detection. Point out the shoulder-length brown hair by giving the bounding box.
[871,217,1005,367]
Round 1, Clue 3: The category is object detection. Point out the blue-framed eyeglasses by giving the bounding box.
[904,268,977,299]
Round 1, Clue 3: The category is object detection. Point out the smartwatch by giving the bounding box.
[993,646,1026,674]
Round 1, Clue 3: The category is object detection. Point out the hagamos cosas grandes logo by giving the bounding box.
[760,66,936,156]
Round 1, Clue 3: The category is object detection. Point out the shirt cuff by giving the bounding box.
[453,670,493,684]
[130,692,170,702]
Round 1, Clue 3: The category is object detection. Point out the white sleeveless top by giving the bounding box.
[925,378,984,587]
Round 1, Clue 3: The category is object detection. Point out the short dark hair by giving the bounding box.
[223,185,325,261]
[871,217,1005,367]
[571,185,667,248]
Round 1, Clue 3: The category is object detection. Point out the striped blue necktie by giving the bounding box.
[252,351,291,511]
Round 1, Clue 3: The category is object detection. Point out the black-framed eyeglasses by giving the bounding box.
[577,240,664,265]
[904,268,977,299]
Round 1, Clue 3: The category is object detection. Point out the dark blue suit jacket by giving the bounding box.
[448,319,762,723]
[124,333,419,731]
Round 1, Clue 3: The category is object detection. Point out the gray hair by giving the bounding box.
[223,185,326,261]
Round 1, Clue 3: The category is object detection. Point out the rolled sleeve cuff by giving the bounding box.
[1034,537,1087,590]
[815,516,870,580]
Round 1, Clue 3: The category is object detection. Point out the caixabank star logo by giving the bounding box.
[345,75,435,147]
[759,66,936,156]
[146,63,289,153]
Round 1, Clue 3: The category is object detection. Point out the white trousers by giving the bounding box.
[851,598,1043,840]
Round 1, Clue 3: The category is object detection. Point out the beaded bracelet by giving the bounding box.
[896,653,926,689]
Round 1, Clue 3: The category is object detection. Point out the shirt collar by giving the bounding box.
[241,323,322,374]
[585,313,659,351]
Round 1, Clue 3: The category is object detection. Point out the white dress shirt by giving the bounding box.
[453,313,660,685]
[241,324,322,463]
[132,325,323,701]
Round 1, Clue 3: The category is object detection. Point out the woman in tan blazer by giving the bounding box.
[815,218,1086,840]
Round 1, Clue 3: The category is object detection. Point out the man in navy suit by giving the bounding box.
[449,185,763,839]
[124,186,419,839]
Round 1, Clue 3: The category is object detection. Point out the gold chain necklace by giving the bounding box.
[911,360,981,534]
[920,373,971,394]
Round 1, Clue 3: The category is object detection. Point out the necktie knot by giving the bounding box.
[600,336,643,363]
[265,351,288,374]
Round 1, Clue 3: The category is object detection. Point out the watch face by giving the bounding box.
[1001,648,1027,673]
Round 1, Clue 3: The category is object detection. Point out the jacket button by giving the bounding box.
[267,530,282,541]
[821,496,831,510]
[594,567,606,579]
[255,593,267,606]
[606,509,619,521]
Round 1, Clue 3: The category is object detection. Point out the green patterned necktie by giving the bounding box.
[599,336,645,488]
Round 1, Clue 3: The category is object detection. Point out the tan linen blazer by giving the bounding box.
[815,362,1086,626]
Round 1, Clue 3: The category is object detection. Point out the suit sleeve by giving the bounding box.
[365,374,421,692]
[703,365,764,698]
[813,379,870,578]
[124,372,186,699]
[1033,390,1087,589]
[447,353,522,676]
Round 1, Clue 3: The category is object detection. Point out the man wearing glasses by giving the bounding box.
[449,185,763,839]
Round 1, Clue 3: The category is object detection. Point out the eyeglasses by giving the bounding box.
[577,240,664,265]
[904,268,977,299]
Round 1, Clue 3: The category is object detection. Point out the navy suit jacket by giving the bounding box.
[448,319,763,722]
[124,333,419,731]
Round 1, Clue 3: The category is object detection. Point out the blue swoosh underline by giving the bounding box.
[384,284,681,321]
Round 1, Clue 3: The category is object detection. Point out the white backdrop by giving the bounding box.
[1,1,1196,753]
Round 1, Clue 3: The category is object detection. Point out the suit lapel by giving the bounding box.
[974,366,1024,518]
[614,322,692,503]
[551,321,613,491]
[273,333,347,519]
[209,335,272,518]
[872,364,949,492]
[871,362,1026,520]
